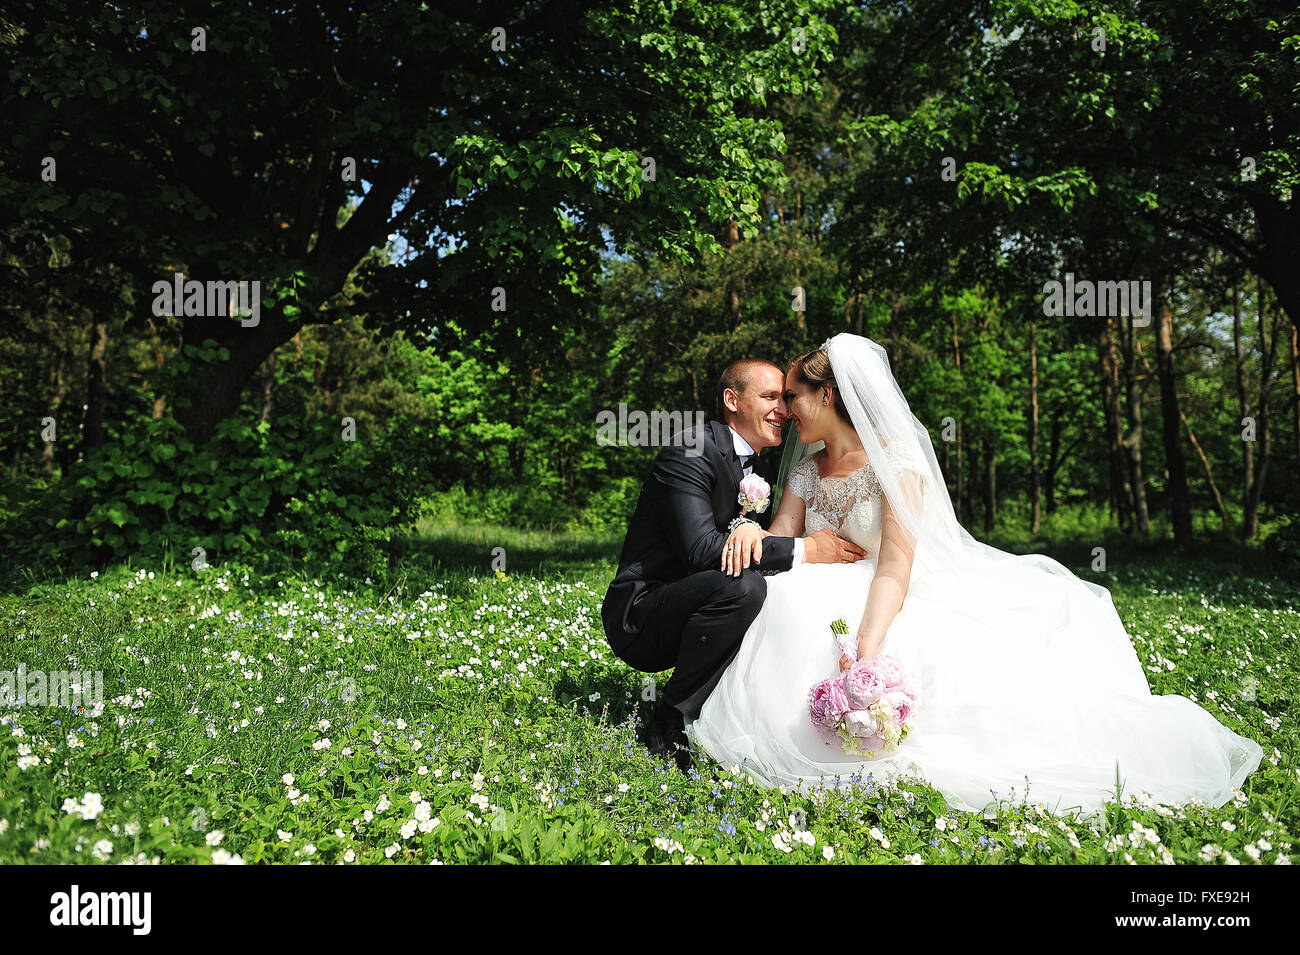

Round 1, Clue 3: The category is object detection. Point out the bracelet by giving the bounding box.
[727,516,759,535]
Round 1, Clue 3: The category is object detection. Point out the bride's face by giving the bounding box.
[784,370,834,443]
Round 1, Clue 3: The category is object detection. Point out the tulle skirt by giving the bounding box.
[686,556,1264,818]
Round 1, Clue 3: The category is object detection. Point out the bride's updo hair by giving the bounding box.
[790,346,853,426]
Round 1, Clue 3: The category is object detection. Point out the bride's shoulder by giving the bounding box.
[881,440,928,471]
[787,454,820,497]
[795,450,824,473]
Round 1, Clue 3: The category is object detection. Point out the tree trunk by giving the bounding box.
[259,349,278,423]
[1251,194,1300,342]
[173,300,301,447]
[1232,283,1255,538]
[1135,344,1227,531]
[81,316,108,458]
[1045,414,1061,514]
[1290,320,1300,478]
[1244,278,1275,539]
[967,442,980,528]
[1028,318,1041,532]
[1098,316,1133,532]
[1119,312,1150,533]
[42,361,67,476]
[961,440,974,527]
[1153,281,1192,546]
[982,437,996,534]
[505,370,525,476]
[1182,408,1227,530]
[152,343,167,419]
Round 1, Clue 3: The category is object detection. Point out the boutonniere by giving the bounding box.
[737,473,771,516]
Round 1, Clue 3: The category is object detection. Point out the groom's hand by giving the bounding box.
[804,529,868,565]
[722,523,768,576]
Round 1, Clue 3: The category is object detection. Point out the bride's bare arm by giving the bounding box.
[851,471,924,663]
[767,483,806,539]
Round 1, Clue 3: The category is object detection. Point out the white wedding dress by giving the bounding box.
[686,451,1265,818]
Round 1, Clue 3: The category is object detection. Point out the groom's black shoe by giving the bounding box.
[645,700,692,774]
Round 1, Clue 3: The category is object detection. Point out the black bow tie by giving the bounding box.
[739,453,753,469]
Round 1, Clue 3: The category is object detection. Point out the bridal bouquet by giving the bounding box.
[808,619,917,757]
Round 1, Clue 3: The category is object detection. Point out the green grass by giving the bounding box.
[0,521,1296,864]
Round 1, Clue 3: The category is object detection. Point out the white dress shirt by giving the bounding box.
[729,425,756,474]
[727,425,805,565]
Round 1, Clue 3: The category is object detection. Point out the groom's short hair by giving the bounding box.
[718,359,783,418]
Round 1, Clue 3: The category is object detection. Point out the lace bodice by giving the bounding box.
[787,447,929,555]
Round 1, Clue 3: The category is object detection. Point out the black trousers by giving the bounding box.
[618,569,767,721]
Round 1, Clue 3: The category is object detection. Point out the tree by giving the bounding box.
[0,0,837,447]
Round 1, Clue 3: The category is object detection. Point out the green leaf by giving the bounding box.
[105,505,132,527]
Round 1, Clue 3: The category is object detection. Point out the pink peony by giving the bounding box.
[844,661,887,709]
[871,654,906,687]
[737,474,771,515]
[884,690,914,725]
[808,677,850,731]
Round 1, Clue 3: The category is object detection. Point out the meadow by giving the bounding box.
[0,520,1296,865]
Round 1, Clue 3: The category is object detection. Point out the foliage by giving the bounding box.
[2,343,430,577]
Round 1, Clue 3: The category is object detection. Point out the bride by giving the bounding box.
[686,333,1263,818]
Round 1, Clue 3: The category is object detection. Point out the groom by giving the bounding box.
[600,359,866,771]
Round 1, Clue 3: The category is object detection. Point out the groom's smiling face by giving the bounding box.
[724,364,787,451]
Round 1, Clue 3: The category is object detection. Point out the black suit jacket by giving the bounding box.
[601,418,796,656]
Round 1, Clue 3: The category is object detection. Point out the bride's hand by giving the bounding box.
[838,652,855,672]
[722,523,769,576]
